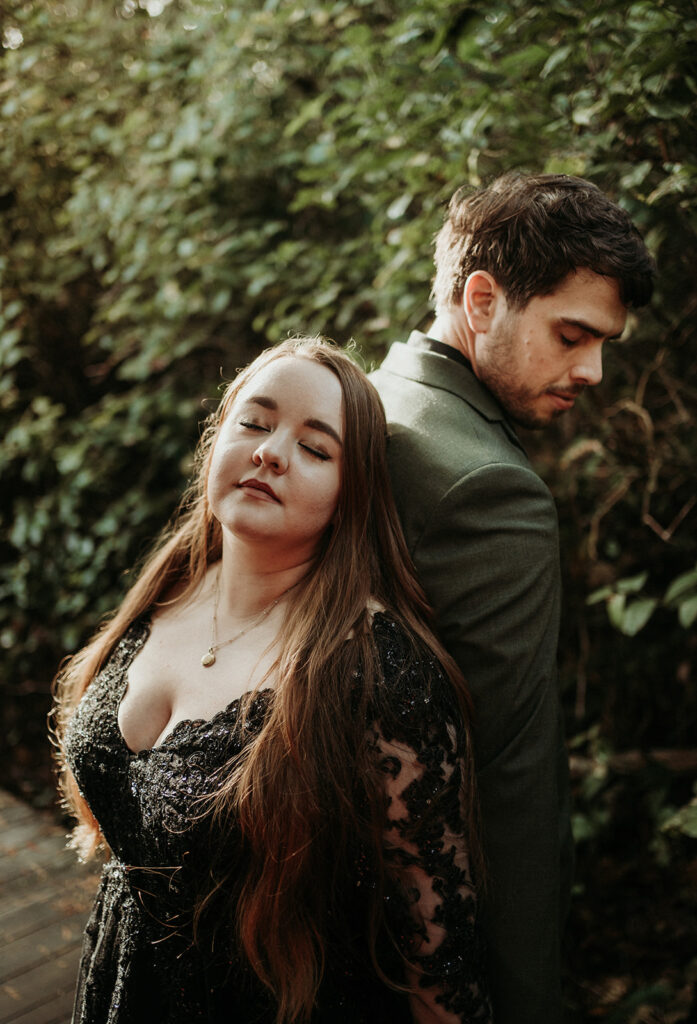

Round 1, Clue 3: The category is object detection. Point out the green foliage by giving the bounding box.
[662,782,697,840]
[664,564,697,629]
[588,564,697,634]
[587,572,658,636]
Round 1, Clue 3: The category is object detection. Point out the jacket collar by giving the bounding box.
[383,331,504,420]
[381,331,526,451]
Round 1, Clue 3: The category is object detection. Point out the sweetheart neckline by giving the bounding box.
[114,609,393,755]
[114,616,276,756]
[119,686,275,757]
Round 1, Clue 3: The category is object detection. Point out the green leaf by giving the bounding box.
[664,566,697,605]
[540,45,572,80]
[170,160,198,187]
[386,194,412,220]
[588,572,649,608]
[678,596,697,630]
[607,593,626,630]
[615,572,649,595]
[620,159,653,191]
[619,597,658,637]
[662,801,697,839]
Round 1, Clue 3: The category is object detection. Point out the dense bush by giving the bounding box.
[2,0,695,1018]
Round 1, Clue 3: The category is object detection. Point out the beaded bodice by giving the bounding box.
[65,614,491,1023]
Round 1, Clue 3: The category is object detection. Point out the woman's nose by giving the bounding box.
[252,437,288,473]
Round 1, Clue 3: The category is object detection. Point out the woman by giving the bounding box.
[53,337,491,1024]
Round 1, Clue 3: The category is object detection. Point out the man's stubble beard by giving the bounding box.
[475,327,555,431]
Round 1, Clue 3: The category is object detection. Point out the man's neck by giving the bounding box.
[426,312,476,366]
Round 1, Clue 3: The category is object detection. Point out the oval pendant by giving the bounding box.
[201,651,216,667]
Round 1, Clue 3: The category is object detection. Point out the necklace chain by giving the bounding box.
[201,570,295,668]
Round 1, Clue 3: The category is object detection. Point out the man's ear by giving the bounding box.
[463,271,500,333]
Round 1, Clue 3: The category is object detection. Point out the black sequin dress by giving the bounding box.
[65,613,491,1023]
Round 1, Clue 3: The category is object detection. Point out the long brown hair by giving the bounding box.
[52,337,481,1021]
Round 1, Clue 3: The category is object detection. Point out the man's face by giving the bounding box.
[474,269,628,429]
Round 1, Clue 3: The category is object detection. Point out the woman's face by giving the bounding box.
[207,356,344,562]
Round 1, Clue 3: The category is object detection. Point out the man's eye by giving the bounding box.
[299,443,330,461]
[560,335,579,347]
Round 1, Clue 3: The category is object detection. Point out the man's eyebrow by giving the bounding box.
[560,318,624,341]
[244,396,342,447]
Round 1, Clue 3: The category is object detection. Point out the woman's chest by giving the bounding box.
[118,613,278,754]
[64,622,268,862]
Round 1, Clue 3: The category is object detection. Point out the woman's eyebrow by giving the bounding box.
[304,418,343,447]
[246,394,276,410]
[245,396,342,447]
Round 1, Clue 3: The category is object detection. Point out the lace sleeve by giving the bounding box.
[370,618,491,1024]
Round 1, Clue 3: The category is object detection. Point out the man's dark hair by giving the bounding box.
[432,171,656,311]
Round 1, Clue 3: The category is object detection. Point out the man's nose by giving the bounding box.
[571,343,603,387]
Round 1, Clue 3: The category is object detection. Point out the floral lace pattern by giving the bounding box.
[65,614,491,1023]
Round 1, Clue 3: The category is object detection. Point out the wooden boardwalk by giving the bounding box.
[0,790,98,1024]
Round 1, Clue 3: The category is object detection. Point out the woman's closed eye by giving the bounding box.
[240,420,268,432]
[241,420,330,460]
[299,443,330,461]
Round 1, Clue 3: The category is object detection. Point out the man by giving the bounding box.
[371,173,655,1022]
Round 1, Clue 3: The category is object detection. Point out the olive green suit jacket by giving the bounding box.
[371,335,572,1024]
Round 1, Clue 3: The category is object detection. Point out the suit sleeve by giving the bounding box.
[410,461,573,1024]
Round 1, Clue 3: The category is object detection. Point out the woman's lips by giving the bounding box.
[238,479,280,502]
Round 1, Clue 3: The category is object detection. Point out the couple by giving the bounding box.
[55,172,654,1023]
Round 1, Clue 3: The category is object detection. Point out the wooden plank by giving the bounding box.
[0,876,95,943]
[1,989,74,1024]
[0,838,77,886]
[0,819,69,855]
[0,790,37,813]
[0,887,72,935]
[0,803,37,830]
[0,944,81,1019]
[0,791,95,1024]
[0,916,87,985]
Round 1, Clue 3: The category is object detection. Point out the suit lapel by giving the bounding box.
[381,339,527,454]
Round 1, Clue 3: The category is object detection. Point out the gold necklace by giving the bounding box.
[201,572,295,668]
